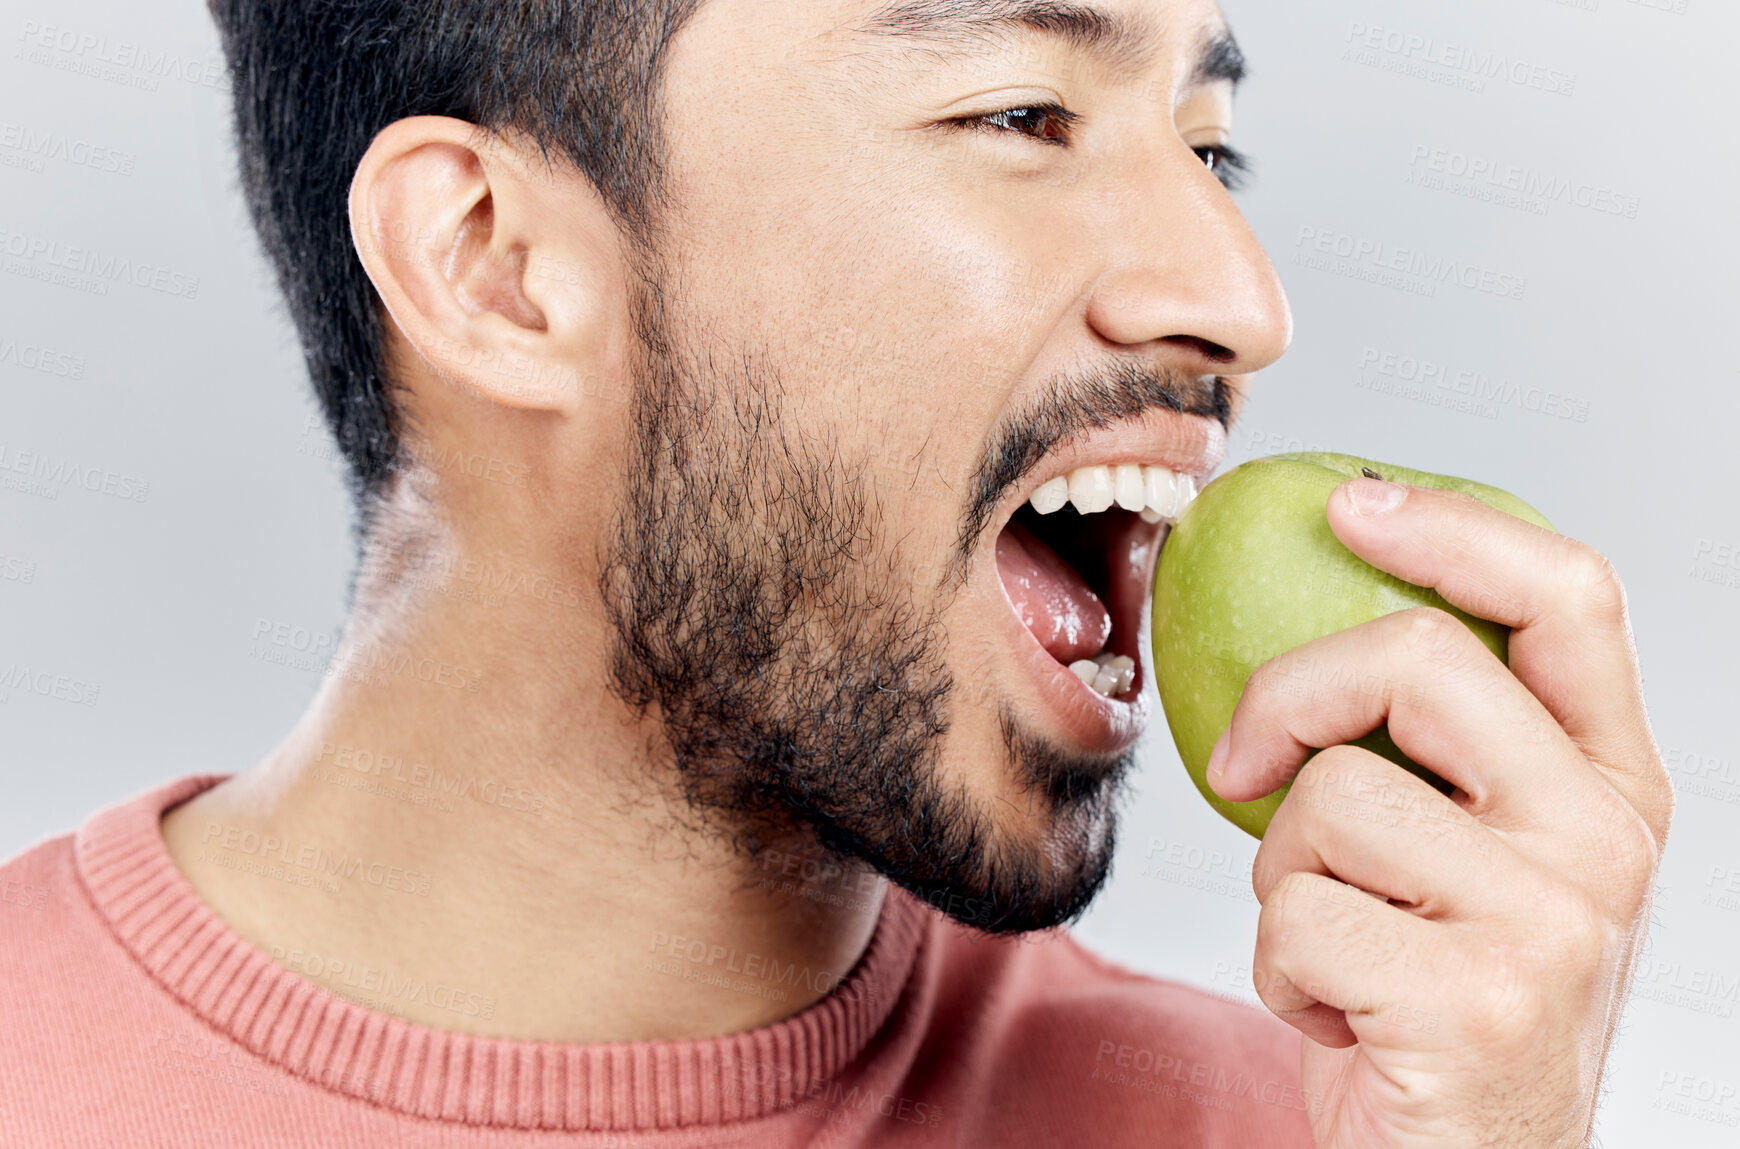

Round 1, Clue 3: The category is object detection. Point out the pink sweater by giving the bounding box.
[0,776,1314,1147]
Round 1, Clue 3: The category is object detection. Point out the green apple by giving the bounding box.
[1152,452,1555,839]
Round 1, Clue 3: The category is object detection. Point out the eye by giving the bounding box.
[957,103,1080,147]
[1194,143,1251,191]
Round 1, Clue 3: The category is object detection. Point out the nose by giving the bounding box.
[1082,139,1293,378]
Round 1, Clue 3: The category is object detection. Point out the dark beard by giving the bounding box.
[598,276,1133,935]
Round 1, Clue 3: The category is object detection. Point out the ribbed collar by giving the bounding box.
[75,775,928,1132]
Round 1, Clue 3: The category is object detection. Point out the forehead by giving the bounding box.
[679,0,1235,91]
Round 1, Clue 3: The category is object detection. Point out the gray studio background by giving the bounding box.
[3,0,1736,1143]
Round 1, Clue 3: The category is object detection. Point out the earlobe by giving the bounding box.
[348,116,583,412]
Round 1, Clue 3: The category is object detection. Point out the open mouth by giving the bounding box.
[996,464,1199,704]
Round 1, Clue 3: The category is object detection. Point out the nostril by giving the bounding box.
[1162,335,1237,365]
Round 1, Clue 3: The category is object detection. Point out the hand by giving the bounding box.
[1206,477,1673,1147]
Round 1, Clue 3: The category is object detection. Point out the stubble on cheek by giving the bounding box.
[597,249,1124,932]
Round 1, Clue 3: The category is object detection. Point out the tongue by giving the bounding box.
[996,519,1112,665]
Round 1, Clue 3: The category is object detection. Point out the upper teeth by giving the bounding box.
[1030,465,1197,523]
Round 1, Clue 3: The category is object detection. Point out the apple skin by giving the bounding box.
[1152,452,1555,839]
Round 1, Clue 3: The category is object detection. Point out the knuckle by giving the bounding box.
[1525,883,1618,1013]
[1255,878,1312,969]
[1252,978,1292,1017]
[1618,798,1663,874]
[1627,747,1676,848]
[1395,606,1475,669]
[1468,953,1542,1043]
[1284,747,1368,821]
[1247,955,1297,1015]
[1536,881,1609,959]
[1558,541,1627,619]
[1650,766,1678,847]
[1444,494,1501,547]
[1254,890,1286,956]
[1247,822,1297,901]
[1593,791,1664,897]
[1260,869,1315,925]
[1249,849,1279,902]
[1290,749,1343,798]
[1286,746,1442,840]
[1315,742,1376,774]
[1245,649,1304,705]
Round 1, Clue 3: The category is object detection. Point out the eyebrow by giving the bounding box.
[861,0,1246,89]
[1193,27,1245,88]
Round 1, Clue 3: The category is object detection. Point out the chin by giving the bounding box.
[868,712,1133,936]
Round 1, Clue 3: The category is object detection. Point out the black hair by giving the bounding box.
[207,0,702,514]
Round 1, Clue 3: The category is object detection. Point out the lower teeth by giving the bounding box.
[1068,653,1135,698]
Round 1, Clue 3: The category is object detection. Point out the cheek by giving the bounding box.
[675,130,1074,389]
[788,212,1062,479]
[660,142,1097,583]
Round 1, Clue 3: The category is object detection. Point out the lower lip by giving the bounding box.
[990,516,1165,755]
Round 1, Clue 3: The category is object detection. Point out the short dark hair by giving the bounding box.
[207,0,703,511]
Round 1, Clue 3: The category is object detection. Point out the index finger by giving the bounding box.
[1326,477,1670,842]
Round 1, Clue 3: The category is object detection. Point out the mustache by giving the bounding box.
[952,363,1231,574]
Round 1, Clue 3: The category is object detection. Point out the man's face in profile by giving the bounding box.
[593,0,1290,932]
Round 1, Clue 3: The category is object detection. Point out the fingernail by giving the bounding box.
[1345,478,1407,518]
[1207,730,1232,780]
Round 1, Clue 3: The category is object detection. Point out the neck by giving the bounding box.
[161,511,885,1043]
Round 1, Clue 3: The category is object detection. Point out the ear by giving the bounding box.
[348,116,623,412]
